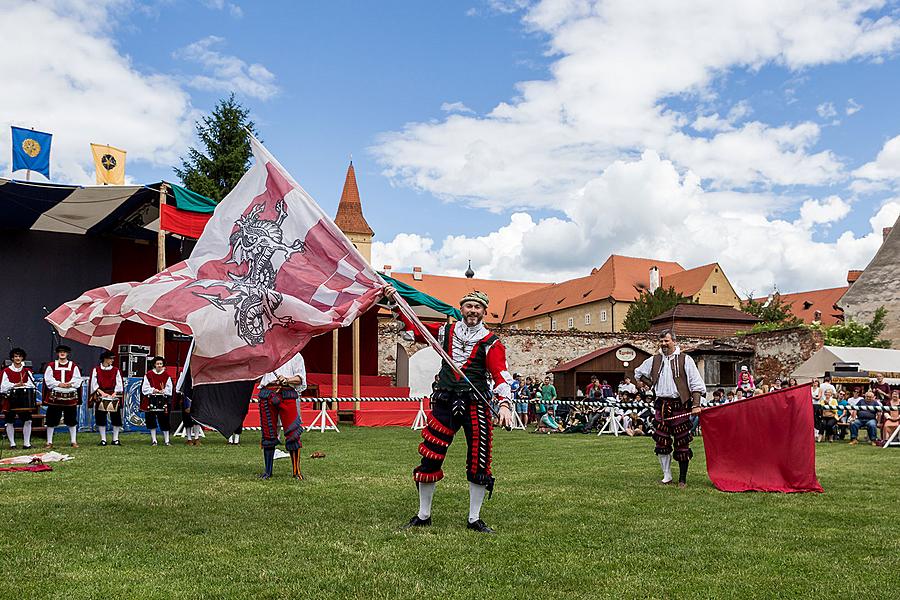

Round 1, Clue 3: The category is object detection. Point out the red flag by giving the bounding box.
[160,204,212,239]
[699,384,823,493]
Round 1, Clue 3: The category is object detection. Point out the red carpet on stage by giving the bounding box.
[700,384,823,493]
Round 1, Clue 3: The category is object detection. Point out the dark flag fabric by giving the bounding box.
[699,383,823,493]
[179,363,254,437]
[11,126,52,179]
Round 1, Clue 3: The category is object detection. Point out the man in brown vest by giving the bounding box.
[634,330,706,488]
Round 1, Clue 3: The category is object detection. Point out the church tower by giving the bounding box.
[334,160,373,263]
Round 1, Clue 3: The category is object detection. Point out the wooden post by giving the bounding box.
[331,329,339,409]
[155,183,168,357]
[352,319,361,409]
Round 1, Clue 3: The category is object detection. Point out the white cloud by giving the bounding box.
[846,98,863,115]
[372,0,900,292]
[853,134,900,181]
[175,36,278,100]
[817,101,838,118]
[441,102,475,114]
[202,0,243,18]
[374,152,899,295]
[0,0,195,183]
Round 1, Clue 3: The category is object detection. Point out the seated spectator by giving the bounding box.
[585,375,601,399]
[788,378,798,387]
[711,389,724,404]
[817,389,839,443]
[725,390,736,402]
[563,409,588,433]
[847,388,864,408]
[534,409,564,434]
[623,411,645,436]
[760,384,771,394]
[881,391,899,441]
[617,377,638,400]
[849,391,881,446]
[835,391,852,440]
[583,407,605,433]
[772,379,783,390]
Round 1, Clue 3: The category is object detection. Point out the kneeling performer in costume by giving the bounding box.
[90,351,124,446]
[44,345,83,449]
[141,356,173,446]
[635,329,705,488]
[257,352,306,479]
[385,287,514,534]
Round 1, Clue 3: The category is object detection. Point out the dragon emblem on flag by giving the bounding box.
[191,198,305,346]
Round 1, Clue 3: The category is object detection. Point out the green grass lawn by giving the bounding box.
[1,427,897,599]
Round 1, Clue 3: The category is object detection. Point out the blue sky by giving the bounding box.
[3,0,900,295]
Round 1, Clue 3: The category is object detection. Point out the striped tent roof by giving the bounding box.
[0,177,161,236]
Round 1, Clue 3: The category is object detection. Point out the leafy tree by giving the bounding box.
[175,94,258,202]
[823,306,891,348]
[740,293,803,332]
[623,286,694,332]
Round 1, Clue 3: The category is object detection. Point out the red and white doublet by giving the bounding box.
[91,364,124,396]
[0,364,35,394]
[44,360,83,396]
[140,369,173,411]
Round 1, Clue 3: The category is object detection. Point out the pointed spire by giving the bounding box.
[334,160,373,236]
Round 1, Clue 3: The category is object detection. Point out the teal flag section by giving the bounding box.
[170,182,217,213]
[381,273,461,320]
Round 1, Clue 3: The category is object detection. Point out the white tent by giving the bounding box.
[792,346,900,384]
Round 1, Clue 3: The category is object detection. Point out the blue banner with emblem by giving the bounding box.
[11,126,52,179]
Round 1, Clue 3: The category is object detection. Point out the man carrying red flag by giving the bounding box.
[635,330,706,488]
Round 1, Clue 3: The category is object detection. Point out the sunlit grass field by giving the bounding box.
[0,426,897,599]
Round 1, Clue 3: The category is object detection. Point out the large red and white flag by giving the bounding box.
[48,135,385,384]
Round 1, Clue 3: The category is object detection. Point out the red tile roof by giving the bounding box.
[753,286,848,325]
[334,162,373,236]
[387,271,550,323]
[502,255,686,324]
[662,263,718,296]
[649,303,759,323]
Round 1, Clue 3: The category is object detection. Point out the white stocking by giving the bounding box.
[99,425,107,442]
[22,421,32,446]
[468,482,487,524]
[659,454,673,483]
[150,429,157,444]
[112,426,121,442]
[417,481,436,520]
[163,430,170,444]
[46,425,55,445]
[5,423,15,447]
[68,426,77,444]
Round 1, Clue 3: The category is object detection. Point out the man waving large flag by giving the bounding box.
[48,134,385,385]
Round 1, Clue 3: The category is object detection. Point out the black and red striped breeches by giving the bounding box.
[258,387,303,452]
[652,397,693,462]
[413,390,494,489]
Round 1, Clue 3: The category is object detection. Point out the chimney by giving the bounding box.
[649,266,660,293]
[413,266,423,281]
[884,227,893,242]
[847,269,862,285]
[382,264,392,277]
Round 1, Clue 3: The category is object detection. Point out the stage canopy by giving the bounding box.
[791,346,900,384]
[0,177,161,237]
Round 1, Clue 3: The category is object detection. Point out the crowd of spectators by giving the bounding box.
[814,373,899,446]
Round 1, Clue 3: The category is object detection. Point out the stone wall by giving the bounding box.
[377,320,709,380]
[717,327,824,384]
[378,320,824,386]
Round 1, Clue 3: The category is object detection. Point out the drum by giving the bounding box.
[8,387,37,412]
[94,393,122,412]
[147,394,168,412]
[48,387,80,406]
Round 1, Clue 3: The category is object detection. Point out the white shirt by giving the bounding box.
[44,360,83,391]
[0,364,35,393]
[142,368,173,397]
[259,353,307,393]
[820,382,836,396]
[618,382,637,394]
[90,364,124,395]
[634,348,706,398]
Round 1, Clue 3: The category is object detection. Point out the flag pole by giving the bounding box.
[155,183,168,357]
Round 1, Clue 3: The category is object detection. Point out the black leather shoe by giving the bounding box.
[466,519,496,534]
[99,440,107,446]
[111,440,121,446]
[401,515,431,530]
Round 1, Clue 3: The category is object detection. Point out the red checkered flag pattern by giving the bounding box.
[47,135,385,384]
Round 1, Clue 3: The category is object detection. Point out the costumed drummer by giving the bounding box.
[634,329,706,488]
[141,356,173,446]
[1,347,36,450]
[257,352,306,480]
[43,344,84,449]
[384,287,514,534]
[89,350,124,446]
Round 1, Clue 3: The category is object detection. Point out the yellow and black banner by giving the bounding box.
[90,143,126,185]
